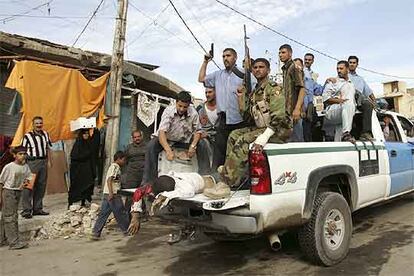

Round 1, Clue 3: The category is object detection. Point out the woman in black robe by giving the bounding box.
[68,128,100,207]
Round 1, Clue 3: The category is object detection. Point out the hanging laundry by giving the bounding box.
[137,93,160,127]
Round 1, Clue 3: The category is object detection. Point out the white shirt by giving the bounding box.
[103,163,121,194]
[322,78,356,104]
[159,171,205,200]
[205,105,218,126]
[0,162,32,190]
[130,172,205,213]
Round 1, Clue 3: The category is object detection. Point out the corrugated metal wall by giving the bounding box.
[0,86,20,137]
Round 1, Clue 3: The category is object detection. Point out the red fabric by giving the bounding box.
[132,184,153,203]
[0,136,13,154]
[0,136,14,173]
[0,149,14,174]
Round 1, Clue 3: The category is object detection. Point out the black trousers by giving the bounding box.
[212,119,247,172]
[360,99,373,134]
[302,119,312,142]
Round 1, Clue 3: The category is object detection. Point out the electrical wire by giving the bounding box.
[71,0,105,47]
[168,0,221,69]
[128,2,204,54]
[0,14,114,19]
[127,3,171,47]
[0,0,53,23]
[182,0,214,42]
[214,0,414,80]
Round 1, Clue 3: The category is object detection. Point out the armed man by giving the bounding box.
[205,58,292,194]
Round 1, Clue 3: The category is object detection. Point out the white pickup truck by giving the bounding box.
[157,110,414,266]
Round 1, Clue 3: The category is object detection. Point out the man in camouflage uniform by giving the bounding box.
[279,44,306,142]
[219,58,292,187]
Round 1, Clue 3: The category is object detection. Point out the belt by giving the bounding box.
[27,156,47,161]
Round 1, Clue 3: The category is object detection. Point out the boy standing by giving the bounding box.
[0,146,32,250]
[91,151,129,239]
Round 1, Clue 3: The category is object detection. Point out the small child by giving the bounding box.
[91,151,129,240]
[0,146,32,250]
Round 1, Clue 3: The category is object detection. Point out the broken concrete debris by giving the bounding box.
[31,203,117,240]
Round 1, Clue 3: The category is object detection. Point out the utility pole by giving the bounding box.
[104,0,128,178]
[130,93,138,131]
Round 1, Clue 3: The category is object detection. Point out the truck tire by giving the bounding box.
[298,192,352,266]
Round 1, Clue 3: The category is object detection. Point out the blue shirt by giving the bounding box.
[303,67,323,110]
[204,68,244,125]
[349,71,373,97]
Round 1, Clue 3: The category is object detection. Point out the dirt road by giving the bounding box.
[1,194,413,276]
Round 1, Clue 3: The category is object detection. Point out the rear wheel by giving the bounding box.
[298,192,352,266]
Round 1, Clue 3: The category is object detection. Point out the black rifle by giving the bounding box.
[243,24,252,96]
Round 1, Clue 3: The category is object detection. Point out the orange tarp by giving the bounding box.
[5,61,109,146]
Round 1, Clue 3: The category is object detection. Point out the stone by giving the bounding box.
[77,207,89,214]
[57,216,71,226]
[61,226,74,236]
[82,216,92,229]
[53,223,62,231]
[28,201,118,241]
[90,203,100,213]
[38,228,48,238]
[69,205,81,212]
[70,215,82,227]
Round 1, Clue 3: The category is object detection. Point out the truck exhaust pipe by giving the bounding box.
[268,233,282,252]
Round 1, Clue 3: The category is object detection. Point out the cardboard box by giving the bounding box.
[70,117,96,131]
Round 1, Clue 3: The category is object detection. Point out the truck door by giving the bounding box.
[385,115,414,196]
[396,115,414,190]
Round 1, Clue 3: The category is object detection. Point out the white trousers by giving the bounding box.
[324,91,356,134]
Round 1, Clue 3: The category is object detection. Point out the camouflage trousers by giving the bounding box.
[222,127,261,187]
[222,126,290,187]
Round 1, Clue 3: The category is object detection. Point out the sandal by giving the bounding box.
[360,132,374,141]
[341,132,356,144]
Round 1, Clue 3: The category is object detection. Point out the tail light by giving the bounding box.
[249,150,272,194]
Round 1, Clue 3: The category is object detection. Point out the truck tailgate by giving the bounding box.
[120,189,250,211]
[179,190,250,211]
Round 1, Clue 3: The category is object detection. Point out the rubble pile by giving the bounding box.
[31,203,106,240]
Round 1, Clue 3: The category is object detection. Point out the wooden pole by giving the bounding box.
[104,0,128,179]
[130,93,138,132]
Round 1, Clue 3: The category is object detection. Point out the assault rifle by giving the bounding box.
[243,24,252,96]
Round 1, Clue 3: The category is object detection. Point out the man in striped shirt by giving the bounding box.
[20,116,52,218]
